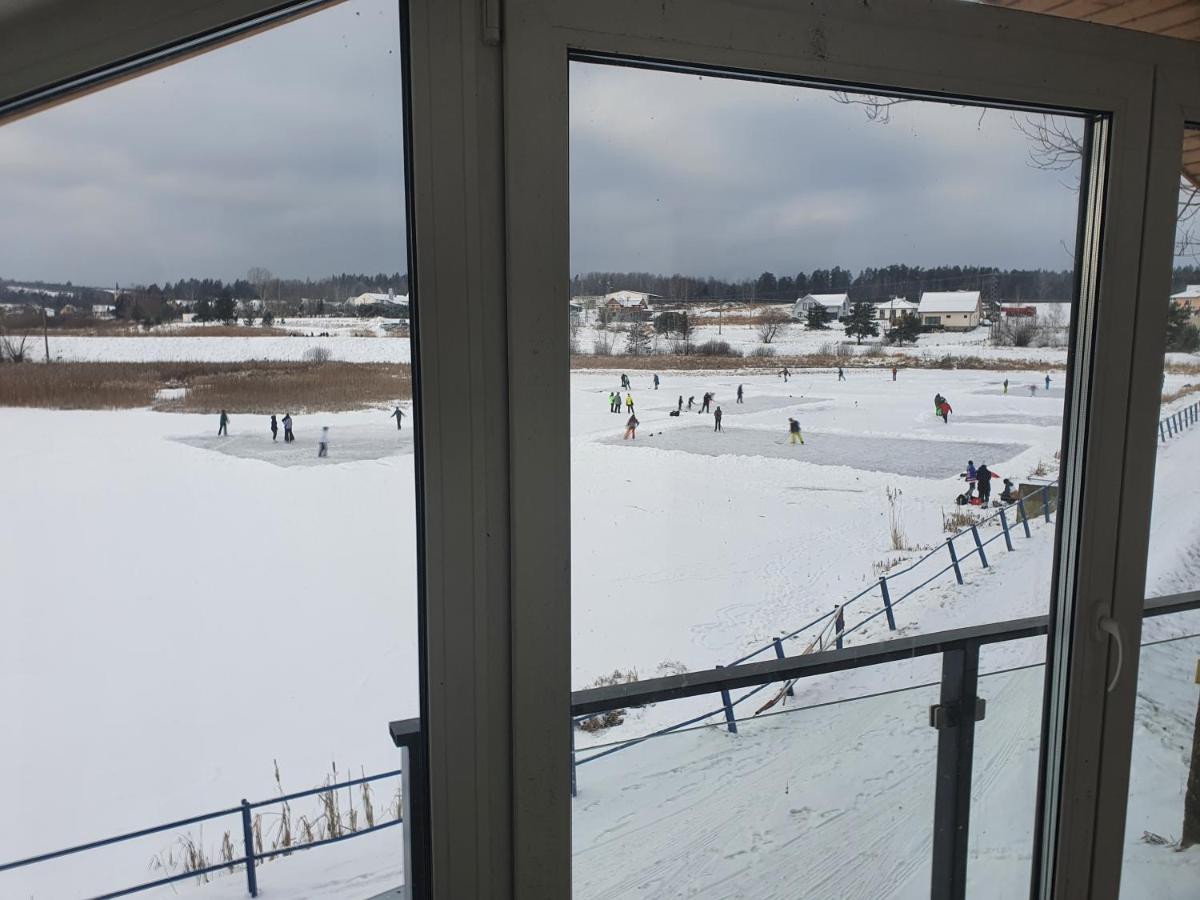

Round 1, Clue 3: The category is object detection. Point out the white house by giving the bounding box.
[792,293,850,321]
[348,289,409,312]
[917,290,982,331]
[872,297,918,324]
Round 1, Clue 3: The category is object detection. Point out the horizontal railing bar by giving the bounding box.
[0,806,242,872]
[572,592,1200,717]
[93,857,241,900]
[571,614,1047,715]
[1145,590,1200,616]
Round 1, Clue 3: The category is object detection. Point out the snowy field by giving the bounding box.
[2,359,1199,898]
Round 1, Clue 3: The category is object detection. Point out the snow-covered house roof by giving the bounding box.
[1170,284,1200,300]
[605,289,660,307]
[872,298,917,311]
[803,293,849,310]
[349,291,409,307]
[917,291,981,313]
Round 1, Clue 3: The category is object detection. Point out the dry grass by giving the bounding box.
[1162,381,1200,404]
[156,325,292,337]
[886,487,909,551]
[577,668,640,733]
[0,361,411,412]
[943,507,986,532]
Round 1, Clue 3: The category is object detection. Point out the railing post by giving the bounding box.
[240,800,258,898]
[946,537,963,585]
[389,718,429,900]
[878,577,896,631]
[930,643,982,900]
[1168,416,1175,437]
[716,665,738,734]
[1041,485,1051,522]
[570,720,578,798]
[1016,498,1031,538]
[998,508,1014,552]
[1160,421,1166,442]
[969,525,988,568]
[834,606,846,650]
[772,637,795,695]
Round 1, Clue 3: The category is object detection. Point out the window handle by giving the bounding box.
[1096,615,1123,694]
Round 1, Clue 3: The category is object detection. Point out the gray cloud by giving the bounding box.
[0,0,407,286]
[570,62,1084,279]
[0,4,1084,288]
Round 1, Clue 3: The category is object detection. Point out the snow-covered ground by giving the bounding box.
[2,357,1199,898]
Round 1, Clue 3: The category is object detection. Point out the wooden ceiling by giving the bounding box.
[989,1,1200,187]
[988,0,1200,40]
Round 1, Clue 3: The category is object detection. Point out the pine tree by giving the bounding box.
[806,304,832,330]
[888,312,923,345]
[844,302,879,344]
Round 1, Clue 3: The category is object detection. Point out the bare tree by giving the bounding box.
[829,91,908,124]
[756,307,791,344]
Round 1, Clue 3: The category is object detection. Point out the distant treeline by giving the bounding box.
[0,272,409,308]
[571,266,1079,303]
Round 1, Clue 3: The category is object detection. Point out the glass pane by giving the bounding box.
[573,662,941,899]
[1119,614,1200,896]
[967,639,1047,894]
[1145,125,1200,600]
[569,59,1089,893]
[0,2,417,898]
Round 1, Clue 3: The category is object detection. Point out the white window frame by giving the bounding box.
[499,1,1197,897]
[3,2,1197,898]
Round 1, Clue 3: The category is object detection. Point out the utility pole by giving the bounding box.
[42,306,49,363]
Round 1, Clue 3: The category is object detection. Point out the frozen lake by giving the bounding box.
[600,426,1027,478]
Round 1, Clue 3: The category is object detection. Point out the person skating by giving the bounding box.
[687,395,695,411]
[788,417,804,444]
[714,406,723,432]
[976,463,997,504]
[700,392,712,413]
[781,366,791,382]
[837,366,845,382]
[218,410,229,436]
[933,393,944,416]
[391,406,406,430]
[677,395,684,413]
[736,384,744,404]
[620,373,630,390]
[937,398,953,424]
[623,413,639,440]
[283,413,294,442]
[1003,378,1009,395]
[1045,373,1051,391]
[891,365,897,382]
[318,426,330,458]
[625,393,635,414]
[270,414,278,441]
[653,374,660,390]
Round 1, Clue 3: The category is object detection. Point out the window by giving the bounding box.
[567,59,1090,896]
[0,2,421,897]
[1118,123,1200,896]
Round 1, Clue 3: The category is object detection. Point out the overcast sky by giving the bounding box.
[0,0,1087,288]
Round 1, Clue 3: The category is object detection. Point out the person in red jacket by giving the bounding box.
[937,399,953,423]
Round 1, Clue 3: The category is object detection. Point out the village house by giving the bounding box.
[603,289,657,321]
[791,293,850,321]
[1170,284,1200,323]
[872,297,918,324]
[917,290,982,331]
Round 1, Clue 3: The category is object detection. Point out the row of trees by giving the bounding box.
[571,265,1075,303]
